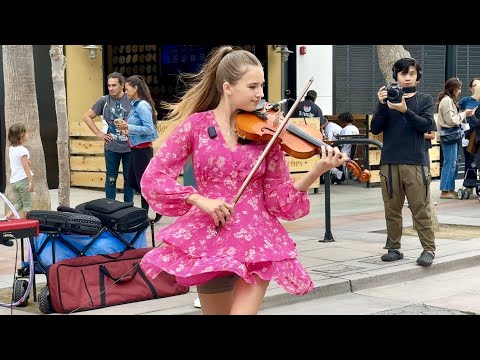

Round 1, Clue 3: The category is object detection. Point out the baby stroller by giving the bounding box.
[457,168,480,199]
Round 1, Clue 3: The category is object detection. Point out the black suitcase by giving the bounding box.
[76,198,148,233]
[26,210,103,235]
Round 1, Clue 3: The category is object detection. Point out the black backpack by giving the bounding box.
[75,198,149,233]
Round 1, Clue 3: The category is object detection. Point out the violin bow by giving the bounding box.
[215,77,315,234]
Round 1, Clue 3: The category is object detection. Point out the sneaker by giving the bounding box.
[417,251,434,267]
[193,297,201,309]
[381,249,404,262]
[0,216,7,221]
[440,192,457,199]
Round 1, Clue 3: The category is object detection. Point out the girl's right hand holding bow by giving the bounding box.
[186,194,234,227]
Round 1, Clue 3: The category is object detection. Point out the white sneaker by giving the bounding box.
[193,297,201,308]
[0,216,7,221]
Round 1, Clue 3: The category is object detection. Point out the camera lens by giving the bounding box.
[387,87,399,98]
[386,86,402,103]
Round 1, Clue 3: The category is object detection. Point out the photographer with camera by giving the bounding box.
[371,57,437,267]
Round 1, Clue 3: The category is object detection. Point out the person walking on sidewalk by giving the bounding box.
[83,72,134,203]
[138,45,348,315]
[437,77,474,199]
[371,57,437,267]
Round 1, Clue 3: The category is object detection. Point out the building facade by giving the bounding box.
[292,45,480,116]
[3,44,480,191]
[1,45,284,191]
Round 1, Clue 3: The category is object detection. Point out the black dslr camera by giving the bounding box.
[386,84,416,103]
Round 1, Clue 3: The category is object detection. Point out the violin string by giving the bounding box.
[286,124,329,148]
[286,124,355,165]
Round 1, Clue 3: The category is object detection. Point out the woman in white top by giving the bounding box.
[436,78,474,199]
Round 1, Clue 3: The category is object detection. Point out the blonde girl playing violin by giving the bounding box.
[139,45,349,315]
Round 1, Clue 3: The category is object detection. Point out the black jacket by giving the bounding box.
[370,92,435,166]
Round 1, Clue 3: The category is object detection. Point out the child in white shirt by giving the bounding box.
[4,124,34,220]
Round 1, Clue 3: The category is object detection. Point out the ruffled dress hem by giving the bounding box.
[140,246,314,296]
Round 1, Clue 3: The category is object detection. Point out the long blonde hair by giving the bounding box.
[160,45,262,140]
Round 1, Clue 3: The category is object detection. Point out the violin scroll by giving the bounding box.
[345,161,371,182]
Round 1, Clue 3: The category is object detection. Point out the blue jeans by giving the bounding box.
[105,150,134,202]
[440,142,460,191]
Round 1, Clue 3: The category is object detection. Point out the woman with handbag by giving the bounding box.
[437,77,474,199]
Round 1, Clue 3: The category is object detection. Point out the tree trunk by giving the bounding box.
[50,45,70,206]
[376,45,411,84]
[2,45,51,212]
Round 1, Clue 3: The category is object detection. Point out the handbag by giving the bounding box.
[440,126,462,144]
[467,129,479,154]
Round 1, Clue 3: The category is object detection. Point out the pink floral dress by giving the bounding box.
[140,110,314,295]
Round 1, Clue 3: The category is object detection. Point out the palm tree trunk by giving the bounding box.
[376,45,411,84]
[50,45,70,206]
[2,45,51,212]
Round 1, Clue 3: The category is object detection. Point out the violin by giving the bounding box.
[215,78,369,234]
[235,108,371,182]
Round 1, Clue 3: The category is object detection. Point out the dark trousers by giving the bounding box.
[105,150,134,202]
[128,146,153,211]
[379,164,436,252]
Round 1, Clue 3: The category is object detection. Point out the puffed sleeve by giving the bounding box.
[140,116,197,216]
[262,144,310,220]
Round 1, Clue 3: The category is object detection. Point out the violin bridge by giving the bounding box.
[273,114,281,127]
